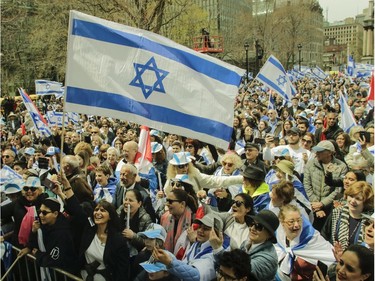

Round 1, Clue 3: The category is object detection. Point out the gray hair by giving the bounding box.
[63,155,79,169]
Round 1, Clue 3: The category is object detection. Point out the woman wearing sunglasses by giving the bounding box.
[210,210,280,281]
[275,205,335,281]
[160,189,198,259]
[1,175,48,248]
[211,193,254,249]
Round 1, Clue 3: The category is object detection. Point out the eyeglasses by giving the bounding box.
[245,148,257,152]
[222,162,234,168]
[274,156,285,161]
[216,270,238,281]
[165,199,182,204]
[102,125,108,128]
[91,131,99,134]
[177,164,188,169]
[360,100,367,103]
[302,139,312,144]
[171,181,183,189]
[2,155,11,159]
[248,221,265,232]
[315,122,323,125]
[232,200,245,208]
[363,219,374,227]
[38,210,52,216]
[185,145,194,149]
[284,218,303,227]
[23,186,38,192]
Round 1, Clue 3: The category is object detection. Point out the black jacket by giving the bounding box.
[28,214,80,274]
[65,196,130,281]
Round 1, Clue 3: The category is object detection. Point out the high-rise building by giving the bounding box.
[361,0,374,63]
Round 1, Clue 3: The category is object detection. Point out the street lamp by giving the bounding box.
[297,43,302,71]
[244,42,249,83]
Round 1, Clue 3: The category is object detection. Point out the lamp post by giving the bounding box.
[244,42,249,83]
[297,43,302,71]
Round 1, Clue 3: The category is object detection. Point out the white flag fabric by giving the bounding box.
[256,55,296,102]
[35,80,64,96]
[18,88,52,137]
[0,166,23,185]
[338,91,356,133]
[46,111,80,127]
[65,11,244,148]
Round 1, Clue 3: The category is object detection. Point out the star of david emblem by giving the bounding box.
[129,57,169,99]
[276,75,287,87]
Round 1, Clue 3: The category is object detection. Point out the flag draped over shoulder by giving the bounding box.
[338,91,356,133]
[65,11,244,149]
[18,88,52,137]
[255,55,296,102]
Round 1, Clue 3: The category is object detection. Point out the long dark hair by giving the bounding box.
[171,189,198,213]
[96,199,121,232]
[344,245,374,280]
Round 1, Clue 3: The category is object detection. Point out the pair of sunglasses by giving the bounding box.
[248,221,264,232]
[231,200,245,208]
[23,186,38,192]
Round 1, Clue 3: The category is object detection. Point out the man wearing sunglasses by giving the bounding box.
[362,213,374,251]
[19,198,80,275]
[210,210,279,281]
[1,176,47,248]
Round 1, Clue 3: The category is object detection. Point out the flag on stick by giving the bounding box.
[18,88,52,137]
[255,55,296,102]
[65,11,244,149]
[338,91,356,133]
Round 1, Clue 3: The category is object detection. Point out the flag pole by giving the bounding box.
[60,94,67,166]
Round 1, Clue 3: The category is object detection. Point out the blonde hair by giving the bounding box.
[344,181,374,211]
[279,204,300,222]
[220,152,243,170]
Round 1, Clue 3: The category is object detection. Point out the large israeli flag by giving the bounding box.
[338,91,356,133]
[35,80,64,96]
[65,11,244,148]
[255,55,296,102]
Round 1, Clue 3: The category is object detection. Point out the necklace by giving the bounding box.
[97,233,107,246]
[349,217,361,241]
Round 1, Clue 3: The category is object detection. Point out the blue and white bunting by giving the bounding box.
[65,11,244,149]
[256,55,296,102]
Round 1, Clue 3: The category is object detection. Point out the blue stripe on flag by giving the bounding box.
[66,86,233,141]
[71,19,241,86]
[269,56,286,73]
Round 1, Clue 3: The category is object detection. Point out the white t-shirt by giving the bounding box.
[81,234,106,281]
[271,145,310,175]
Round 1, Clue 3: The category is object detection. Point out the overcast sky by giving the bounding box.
[318,0,370,22]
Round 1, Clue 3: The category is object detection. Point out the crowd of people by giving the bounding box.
[0,74,374,281]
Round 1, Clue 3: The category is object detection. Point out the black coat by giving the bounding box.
[65,196,130,281]
[28,214,80,274]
